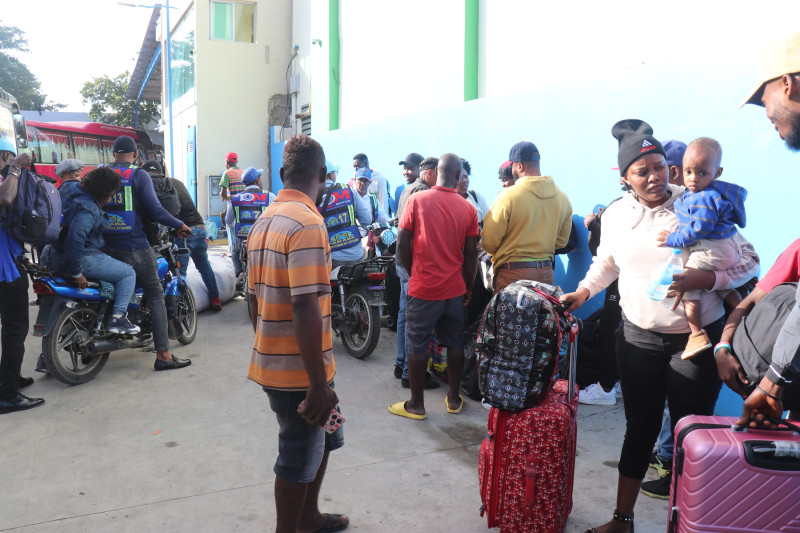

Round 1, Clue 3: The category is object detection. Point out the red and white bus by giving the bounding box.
[24,121,161,185]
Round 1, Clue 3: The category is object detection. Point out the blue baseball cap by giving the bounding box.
[663,140,687,167]
[326,160,339,174]
[242,167,263,184]
[0,137,17,155]
[355,168,372,181]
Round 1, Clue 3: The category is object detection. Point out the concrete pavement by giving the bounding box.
[1,291,670,532]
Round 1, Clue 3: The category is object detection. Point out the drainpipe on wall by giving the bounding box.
[464,0,479,101]
[329,0,340,130]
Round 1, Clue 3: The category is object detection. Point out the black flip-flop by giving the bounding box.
[314,513,349,533]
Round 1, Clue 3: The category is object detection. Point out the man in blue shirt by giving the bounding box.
[103,136,193,371]
[0,147,45,414]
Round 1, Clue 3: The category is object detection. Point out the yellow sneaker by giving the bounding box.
[682,330,712,360]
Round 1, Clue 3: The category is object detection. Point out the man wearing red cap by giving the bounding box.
[220,152,245,255]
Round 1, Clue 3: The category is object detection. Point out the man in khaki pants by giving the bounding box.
[482,141,572,292]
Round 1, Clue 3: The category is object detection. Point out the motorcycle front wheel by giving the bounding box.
[340,286,381,359]
[176,286,198,345]
[42,307,109,386]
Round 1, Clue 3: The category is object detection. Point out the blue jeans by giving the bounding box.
[656,403,673,462]
[264,381,344,484]
[226,224,236,257]
[394,263,409,379]
[81,252,137,316]
[106,247,170,352]
[231,236,246,276]
[176,226,220,300]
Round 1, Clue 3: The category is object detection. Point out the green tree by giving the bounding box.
[0,23,64,111]
[80,71,160,128]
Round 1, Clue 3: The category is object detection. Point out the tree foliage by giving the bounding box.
[80,71,160,128]
[0,23,64,111]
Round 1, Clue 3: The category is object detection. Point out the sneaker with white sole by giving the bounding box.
[578,382,617,406]
[107,314,141,334]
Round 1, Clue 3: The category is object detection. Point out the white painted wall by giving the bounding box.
[297,0,800,273]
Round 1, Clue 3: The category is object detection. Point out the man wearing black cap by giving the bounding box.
[392,153,423,214]
[141,160,223,312]
[482,141,572,292]
[103,136,193,370]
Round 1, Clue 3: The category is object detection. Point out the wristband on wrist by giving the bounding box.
[767,364,793,386]
[713,342,732,357]
[757,384,781,401]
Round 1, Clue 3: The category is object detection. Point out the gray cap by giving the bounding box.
[55,159,83,177]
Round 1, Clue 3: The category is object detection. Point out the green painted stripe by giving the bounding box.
[464,0,479,101]
[329,0,340,130]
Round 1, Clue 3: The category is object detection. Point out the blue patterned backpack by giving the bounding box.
[477,280,570,411]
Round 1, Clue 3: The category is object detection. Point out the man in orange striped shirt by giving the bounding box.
[247,135,348,533]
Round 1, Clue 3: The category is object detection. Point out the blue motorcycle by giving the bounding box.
[29,231,198,385]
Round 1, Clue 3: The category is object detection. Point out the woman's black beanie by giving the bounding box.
[612,119,666,177]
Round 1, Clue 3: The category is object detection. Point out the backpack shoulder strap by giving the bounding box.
[319,182,341,216]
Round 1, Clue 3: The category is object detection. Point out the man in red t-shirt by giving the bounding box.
[389,153,479,420]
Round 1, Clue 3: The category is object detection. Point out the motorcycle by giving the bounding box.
[235,236,251,319]
[330,255,392,359]
[29,230,198,385]
[364,223,400,329]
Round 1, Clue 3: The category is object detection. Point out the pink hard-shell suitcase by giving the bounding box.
[668,414,800,533]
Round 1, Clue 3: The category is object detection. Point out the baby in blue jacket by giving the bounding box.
[657,137,747,359]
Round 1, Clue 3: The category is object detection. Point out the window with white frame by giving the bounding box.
[210,1,255,43]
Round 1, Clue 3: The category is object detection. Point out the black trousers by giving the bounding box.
[0,260,29,399]
[598,280,622,390]
[616,316,723,479]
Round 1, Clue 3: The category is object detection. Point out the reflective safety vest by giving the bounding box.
[104,165,136,233]
[224,168,246,196]
[231,190,271,239]
[368,191,379,222]
[318,184,360,252]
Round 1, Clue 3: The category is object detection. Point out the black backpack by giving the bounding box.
[151,175,181,217]
[732,282,797,390]
[2,168,62,246]
[143,176,181,245]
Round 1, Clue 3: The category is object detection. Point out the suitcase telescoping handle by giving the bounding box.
[568,318,579,404]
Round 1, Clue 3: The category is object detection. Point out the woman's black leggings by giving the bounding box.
[615,316,723,479]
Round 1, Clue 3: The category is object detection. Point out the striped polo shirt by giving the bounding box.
[246,188,334,390]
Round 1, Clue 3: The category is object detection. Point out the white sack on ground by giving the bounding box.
[186,253,236,312]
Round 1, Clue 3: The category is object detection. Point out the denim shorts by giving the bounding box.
[405,295,465,355]
[264,382,344,484]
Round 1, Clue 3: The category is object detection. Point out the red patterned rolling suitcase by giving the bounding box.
[668,415,800,533]
[478,323,579,533]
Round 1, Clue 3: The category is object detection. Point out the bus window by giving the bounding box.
[37,130,62,164]
[101,139,114,164]
[39,129,72,163]
[73,135,102,165]
[26,126,41,164]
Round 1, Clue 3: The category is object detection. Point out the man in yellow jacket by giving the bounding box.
[482,141,572,292]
